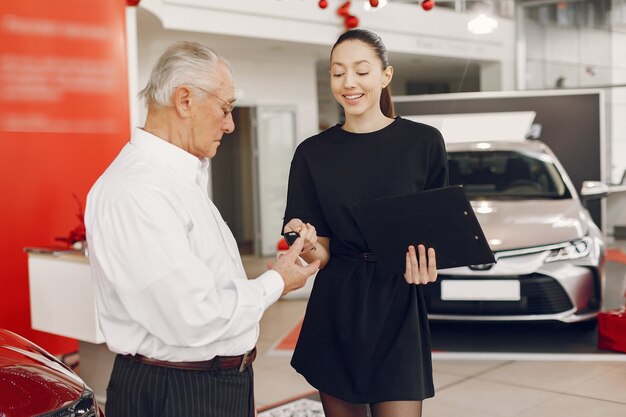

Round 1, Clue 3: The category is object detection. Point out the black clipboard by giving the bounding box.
[352,185,495,273]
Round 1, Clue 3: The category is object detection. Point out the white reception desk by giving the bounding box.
[26,249,114,404]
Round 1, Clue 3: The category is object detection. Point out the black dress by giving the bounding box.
[283,117,448,404]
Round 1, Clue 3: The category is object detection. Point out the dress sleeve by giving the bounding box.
[424,128,449,190]
[282,145,331,237]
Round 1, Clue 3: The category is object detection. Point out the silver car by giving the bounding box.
[423,140,606,323]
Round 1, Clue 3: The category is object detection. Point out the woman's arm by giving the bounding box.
[301,236,330,269]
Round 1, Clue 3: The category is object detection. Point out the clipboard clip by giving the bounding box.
[468,263,495,271]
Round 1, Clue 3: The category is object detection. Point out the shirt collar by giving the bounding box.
[130,127,209,185]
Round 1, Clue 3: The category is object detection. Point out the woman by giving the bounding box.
[282,29,448,417]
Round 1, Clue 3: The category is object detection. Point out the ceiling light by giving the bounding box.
[467,13,498,34]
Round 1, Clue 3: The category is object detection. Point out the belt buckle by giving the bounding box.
[239,349,252,372]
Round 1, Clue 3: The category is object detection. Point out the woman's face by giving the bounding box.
[330,40,393,119]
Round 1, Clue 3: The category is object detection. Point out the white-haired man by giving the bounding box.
[85,41,319,417]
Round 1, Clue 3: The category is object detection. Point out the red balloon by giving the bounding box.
[422,0,435,11]
[337,1,351,17]
[345,15,359,29]
[319,0,328,9]
[370,0,379,7]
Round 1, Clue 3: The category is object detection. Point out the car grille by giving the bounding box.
[423,274,573,316]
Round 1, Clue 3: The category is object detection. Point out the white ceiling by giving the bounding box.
[138,7,480,89]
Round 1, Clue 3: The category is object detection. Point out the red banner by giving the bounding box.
[0,1,128,135]
[0,0,130,354]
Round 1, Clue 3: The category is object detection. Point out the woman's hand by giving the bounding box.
[404,244,437,285]
[284,218,318,254]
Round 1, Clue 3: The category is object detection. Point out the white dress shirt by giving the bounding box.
[85,128,284,361]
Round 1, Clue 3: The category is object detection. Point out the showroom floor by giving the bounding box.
[245,239,626,417]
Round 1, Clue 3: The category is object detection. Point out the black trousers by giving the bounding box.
[105,354,255,417]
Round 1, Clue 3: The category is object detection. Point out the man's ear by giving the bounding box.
[382,65,394,89]
[172,85,194,117]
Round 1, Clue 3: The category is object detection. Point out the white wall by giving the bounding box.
[523,14,626,183]
[525,21,613,90]
[134,9,319,142]
[139,0,514,60]
[134,0,515,142]
[229,58,319,142]
[138,0,515,99]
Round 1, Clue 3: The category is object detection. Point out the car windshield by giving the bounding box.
[448,150,571,199]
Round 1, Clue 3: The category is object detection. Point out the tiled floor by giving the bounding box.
[243,244,626,416]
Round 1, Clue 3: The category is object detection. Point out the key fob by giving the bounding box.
[284,231,300,246]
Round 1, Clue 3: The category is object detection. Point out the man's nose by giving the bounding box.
[224,112,235,134]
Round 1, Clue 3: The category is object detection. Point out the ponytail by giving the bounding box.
[380,86,395,118]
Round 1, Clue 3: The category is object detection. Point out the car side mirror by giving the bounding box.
[580,180,609,201]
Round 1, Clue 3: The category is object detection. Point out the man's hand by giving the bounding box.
[272,237,320,296]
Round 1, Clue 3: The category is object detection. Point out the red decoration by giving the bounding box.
[126,0,141,6]
[345,14,359,29]
[597,307,626,353]
[55,194,86,247]
[336,1,358,29]
[422,0,435,11]
[369,0,379,7]
[277,238,289,251]
[337,1,351,17]
[318,0,328,9]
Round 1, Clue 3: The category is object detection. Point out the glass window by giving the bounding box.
[448,150,570,199]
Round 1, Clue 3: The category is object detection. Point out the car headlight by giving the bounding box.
[544,237,592,263]
[50,388,99,417]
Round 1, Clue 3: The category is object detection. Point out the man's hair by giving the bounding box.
[139,41,231,107]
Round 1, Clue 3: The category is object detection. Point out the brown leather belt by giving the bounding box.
[125,347,256,372]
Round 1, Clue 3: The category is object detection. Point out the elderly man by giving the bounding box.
[85,41,319,417]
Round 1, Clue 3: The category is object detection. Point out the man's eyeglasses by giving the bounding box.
[187,84,236,115]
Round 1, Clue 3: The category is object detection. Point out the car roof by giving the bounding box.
[446,140,553,158]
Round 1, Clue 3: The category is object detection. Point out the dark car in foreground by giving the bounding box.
[0,328,102,417]
[423,139,607,323]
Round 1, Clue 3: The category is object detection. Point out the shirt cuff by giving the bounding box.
[254,269,284,310]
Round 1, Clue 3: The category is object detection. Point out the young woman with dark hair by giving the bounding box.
[282,29,448,417]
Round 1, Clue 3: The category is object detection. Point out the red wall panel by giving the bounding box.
[0,0,130,354]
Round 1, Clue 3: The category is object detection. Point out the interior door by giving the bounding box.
[252,106,297,256]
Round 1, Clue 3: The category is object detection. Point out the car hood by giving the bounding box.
[0,330,83,416]
[470,199,589,252]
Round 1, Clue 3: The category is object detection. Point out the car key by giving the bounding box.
[284,231,300,246]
